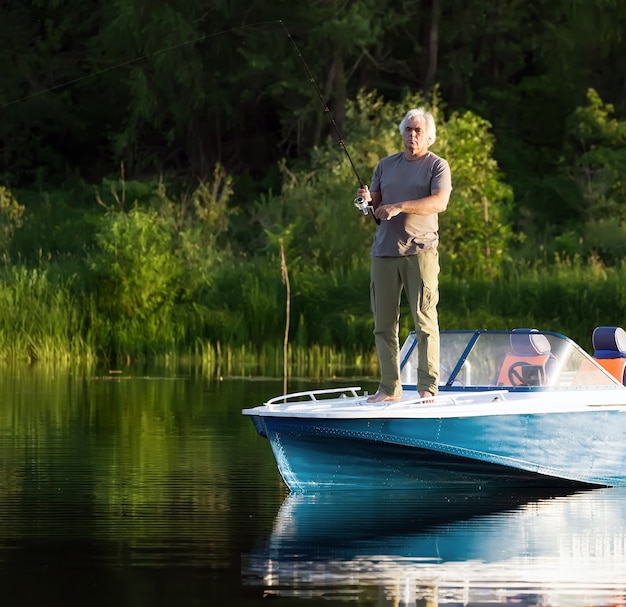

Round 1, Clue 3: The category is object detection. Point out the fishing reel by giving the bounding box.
[353,196,374,216]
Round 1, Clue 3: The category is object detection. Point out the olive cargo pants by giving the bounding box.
[370,253,440,396]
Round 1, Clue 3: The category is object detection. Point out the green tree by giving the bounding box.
[435,109,515,278]
[0,0,115,186]
[546,88,626,265]
[563,88,626,223]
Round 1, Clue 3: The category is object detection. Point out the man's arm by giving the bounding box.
[370,190,382,210]
[374,189,450,221]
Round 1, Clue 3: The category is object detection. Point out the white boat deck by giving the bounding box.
[242,385,626,419]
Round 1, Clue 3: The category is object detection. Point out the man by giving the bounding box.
[357,107,452,402]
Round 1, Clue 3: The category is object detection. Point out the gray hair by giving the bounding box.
[399,108,436,144]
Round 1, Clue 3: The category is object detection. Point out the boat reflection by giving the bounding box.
[242,487,626,606]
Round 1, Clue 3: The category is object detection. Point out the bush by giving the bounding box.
[89,205,179,321]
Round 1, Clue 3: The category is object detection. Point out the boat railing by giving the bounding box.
[379,389,511,409]
[264,388,512,410]
[265,387,363,407]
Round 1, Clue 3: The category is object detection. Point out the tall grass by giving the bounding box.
[439,258,626,351]
[0,256,624,371]
[0,264,93,363]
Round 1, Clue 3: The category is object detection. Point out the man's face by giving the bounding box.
[402,116,430,157]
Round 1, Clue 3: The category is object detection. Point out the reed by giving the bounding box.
[0,256,623,368]
[0,264,94,363]
[194,340,379,379]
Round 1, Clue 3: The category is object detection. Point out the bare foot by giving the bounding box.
[366,390,401,403]
[419,390,435,402]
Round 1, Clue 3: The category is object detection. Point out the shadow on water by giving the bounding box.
[243,486,626,606]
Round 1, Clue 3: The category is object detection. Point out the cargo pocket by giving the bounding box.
[417,252,440,314]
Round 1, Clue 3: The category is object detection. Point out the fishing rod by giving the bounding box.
[279,20,378,223]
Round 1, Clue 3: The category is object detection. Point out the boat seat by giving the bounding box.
[592,326,626,385]
[496,329,554,387]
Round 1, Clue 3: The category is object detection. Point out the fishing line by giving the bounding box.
[0,19,282,109]
[4,17,376,220]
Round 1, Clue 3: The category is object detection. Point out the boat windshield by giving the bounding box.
[400,330,624,390]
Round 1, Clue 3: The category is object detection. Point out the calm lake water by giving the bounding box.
[2,364,626,606]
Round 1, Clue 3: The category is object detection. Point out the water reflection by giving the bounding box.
[3,366,626,606]
[243,487,626,606]
[0,367,288,606]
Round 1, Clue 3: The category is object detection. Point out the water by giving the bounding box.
[1,365,626,606]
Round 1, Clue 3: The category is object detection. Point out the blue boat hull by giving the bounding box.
[255,411,626,490]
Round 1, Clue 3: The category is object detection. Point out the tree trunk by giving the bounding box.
[423,0,441,96]
[314,46,346,148]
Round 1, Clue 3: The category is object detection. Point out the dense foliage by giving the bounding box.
[0,1,625,365]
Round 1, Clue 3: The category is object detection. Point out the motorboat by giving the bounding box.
[242,327,626,491]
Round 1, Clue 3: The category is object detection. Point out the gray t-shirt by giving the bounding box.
[370,151,452,256]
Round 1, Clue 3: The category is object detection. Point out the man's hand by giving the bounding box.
[356,185,371,202]
[375,204,401,221]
